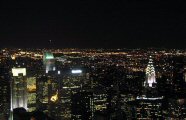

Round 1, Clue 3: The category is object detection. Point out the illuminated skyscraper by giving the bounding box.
[27,77,36,112]
[43,52,55,73]
[36,76,49,112]
[59,69,90,119]
[11,68,27,109]
[35,68,90,119]
[144,57,156,88]
[134,56,163,119]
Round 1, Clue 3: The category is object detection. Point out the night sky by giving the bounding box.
[0,1,186,48]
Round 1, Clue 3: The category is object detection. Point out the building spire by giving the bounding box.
[144,56,156,87]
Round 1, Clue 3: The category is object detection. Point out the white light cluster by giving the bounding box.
[12,68,26,76]
[71,70,82,74]
[136,96,164,100]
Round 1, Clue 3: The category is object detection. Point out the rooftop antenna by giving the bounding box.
[48,39,53,49]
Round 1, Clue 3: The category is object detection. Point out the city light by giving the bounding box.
[50,91,58,102]
[1,0,186,118]
[136,96,164,100]
[1,48,186,120]
[12,68,26,76]
[71,70,82,74]
[45,56,54,59]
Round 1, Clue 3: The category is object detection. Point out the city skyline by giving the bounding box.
[0,48,186,119]
[0,1,186,48]
[1,1,186,119]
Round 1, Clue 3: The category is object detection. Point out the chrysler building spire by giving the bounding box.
[144,56,156,87]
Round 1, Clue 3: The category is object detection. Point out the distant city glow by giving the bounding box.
[12,68,26,76]
[71,70,82,74]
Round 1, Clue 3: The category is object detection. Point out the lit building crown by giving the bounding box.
[44,52,54,60]
[145,57,156,87]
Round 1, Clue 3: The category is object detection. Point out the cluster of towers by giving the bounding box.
[8,50,181,120]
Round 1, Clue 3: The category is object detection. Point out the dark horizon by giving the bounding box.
[1,39,186,49]
[0,1,186,48]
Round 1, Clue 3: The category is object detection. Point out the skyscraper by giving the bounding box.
[27,77,36,112]
[43,52,55,73]
[36,75,49,112]
[60,69,90,119]
[11,68,27,109]
[144,57,156,88]
[135,57,164,119]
